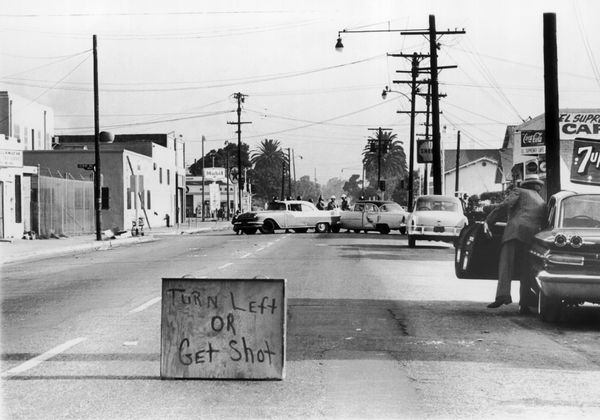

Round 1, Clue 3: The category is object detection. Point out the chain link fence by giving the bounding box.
[32,169,95,238]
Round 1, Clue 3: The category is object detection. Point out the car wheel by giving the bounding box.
[260,219,276,234]
[538,290,561,323]
[330,225,341,233]
[408,235,416,248]
[353,229,361,233]
[377,225,391,234]
[293,228,308,233]
[243,228,257,235]
[315,222,329,233]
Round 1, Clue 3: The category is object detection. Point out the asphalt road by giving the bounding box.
[2,230,600,419]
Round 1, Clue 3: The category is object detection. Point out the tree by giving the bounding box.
[251,139,287,200]
[343,174,363,200]
[293,175,320,201]
[362,131,408,194]
[188,142,251,177]
[322,177,345,200]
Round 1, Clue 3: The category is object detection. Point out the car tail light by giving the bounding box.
[554,234,567,247]
[569,235,583,248]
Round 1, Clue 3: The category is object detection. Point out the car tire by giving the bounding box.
[538,290,561,323]
[353,229,361,233]
[408,235,416,248]
[293,228,308,233]
[315,222,329,233]
[377,225,391,234]
[243,228,257,235]
[330,225,341,233]
[260,219,276,234]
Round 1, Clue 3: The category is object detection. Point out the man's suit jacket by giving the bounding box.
[485,187,546,244]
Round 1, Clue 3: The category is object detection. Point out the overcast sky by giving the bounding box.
[1,0,599,183]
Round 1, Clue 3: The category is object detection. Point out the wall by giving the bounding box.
[0,91,54,150]
[444,160,502,196]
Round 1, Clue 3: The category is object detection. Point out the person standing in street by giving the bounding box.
[326,195,338,210]
[340,194,350,211]
[484,174,547,314]
[316,195,325,210]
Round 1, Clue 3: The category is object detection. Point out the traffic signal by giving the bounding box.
[379,180,386,191]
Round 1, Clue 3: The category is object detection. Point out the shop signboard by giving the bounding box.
[0,149,23,168]
[417,140,433,163]
[570,137,600,186]
[520,130,545,155]
[559,112,600,140]
[203,167,226,181]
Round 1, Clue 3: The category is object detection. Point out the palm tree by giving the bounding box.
[362,131,408,189]
[251,139,288,200]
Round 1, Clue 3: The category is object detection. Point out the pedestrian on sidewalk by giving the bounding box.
[484,174,546,314]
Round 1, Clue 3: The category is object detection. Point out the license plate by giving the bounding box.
[434,226,445,233]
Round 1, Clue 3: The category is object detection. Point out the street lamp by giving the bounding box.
[335,33,344,50]
[381,85,416,210]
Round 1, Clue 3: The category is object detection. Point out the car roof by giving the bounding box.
[355,200,398,205]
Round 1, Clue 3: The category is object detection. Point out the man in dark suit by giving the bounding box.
[484,174,547,313]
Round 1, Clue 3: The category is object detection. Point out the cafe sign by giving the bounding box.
[560,112,600,140]
[520,130,545,155]
[571,137,600,185]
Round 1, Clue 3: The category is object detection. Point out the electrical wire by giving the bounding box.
[573,2,600,89]
[0,49,91,79]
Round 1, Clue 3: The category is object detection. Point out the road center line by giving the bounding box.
[255,247,265,252]
[219,262,233,269]
[3,337,88,376]
[240,253,252,259]
[129,297,161,314]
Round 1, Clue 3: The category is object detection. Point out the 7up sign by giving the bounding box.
[571,138,600,185]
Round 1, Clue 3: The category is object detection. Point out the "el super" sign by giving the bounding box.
[571,138,600,186]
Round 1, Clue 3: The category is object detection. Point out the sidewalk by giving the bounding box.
[0,219,233,265]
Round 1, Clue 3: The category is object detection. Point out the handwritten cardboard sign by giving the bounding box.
[160,278,286,380]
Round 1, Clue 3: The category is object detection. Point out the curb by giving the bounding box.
[0,224,233,265]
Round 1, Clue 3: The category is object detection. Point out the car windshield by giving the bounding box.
[414,197,458,212]
[266,202,287,211]
[380,203,404,212]
[560,195,600,228]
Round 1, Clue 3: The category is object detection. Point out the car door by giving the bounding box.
[284,203,304,227]
[342,203,364,229]
[362,203,378,230]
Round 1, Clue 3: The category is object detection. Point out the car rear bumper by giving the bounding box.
[409,226,461,240]
[536,270,600,299]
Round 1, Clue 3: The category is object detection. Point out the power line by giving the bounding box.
[0,49,91,79]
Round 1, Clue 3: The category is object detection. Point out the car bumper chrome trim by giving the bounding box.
[536,270,600,299]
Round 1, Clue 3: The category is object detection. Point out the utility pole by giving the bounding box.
[401,16,465,195]
[455,130,461,193]
[201,135,205,221]
[391,52,429,210]
[423,83,431,195]
[287,148,292,198]
[92,35,101,241]
[225,145,230,220]
[281,158,286,199]
[543,13,561,199]
[227,93,251,212]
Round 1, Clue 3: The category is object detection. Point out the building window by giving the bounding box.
[147,190,151,209]
[15,175,22,223]
[127,188,132,209]
[167,169,170,185]
[101,187,109,210]
[159,167,162,184]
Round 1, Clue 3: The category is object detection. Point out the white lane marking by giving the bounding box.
[219,263,233,269]
[129,297,161,314]
[3,337,88,376]
[255,247,265,252]
[265,242,274,247]
[240,253,252,259]
[123,341,138,346]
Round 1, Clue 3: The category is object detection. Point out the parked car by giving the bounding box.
[455,191,600,323]
[232,200,341,234]
[340,200,408,234]
[406,195,468,248]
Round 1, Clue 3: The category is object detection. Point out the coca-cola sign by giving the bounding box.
[520,130,545,155]
[571,138,600,185]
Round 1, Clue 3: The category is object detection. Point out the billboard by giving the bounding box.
[559,112,600,140]
[570,138,600,186]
